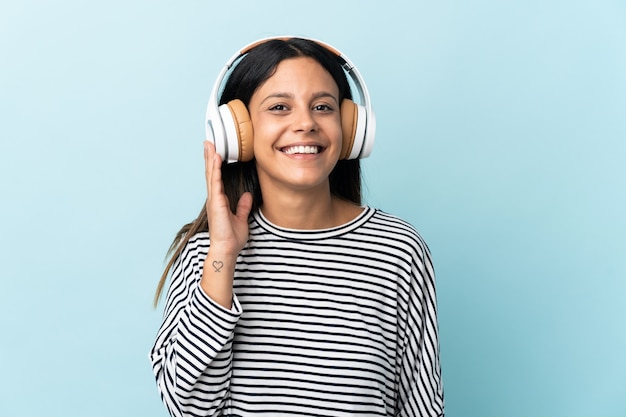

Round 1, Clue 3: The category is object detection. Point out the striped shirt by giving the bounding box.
[150,207,444,416]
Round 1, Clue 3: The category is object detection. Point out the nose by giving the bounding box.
[291,106,317,133]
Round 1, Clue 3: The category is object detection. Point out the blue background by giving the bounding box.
[1,1,624,416]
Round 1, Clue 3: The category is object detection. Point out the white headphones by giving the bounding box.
[205,36,376,164]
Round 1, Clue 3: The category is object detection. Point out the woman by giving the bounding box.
[150,37,444,417]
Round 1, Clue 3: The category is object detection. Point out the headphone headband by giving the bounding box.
[205,36,375,163]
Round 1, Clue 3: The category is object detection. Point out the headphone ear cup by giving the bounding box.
[340,99,358,160]
[225,99,254,162]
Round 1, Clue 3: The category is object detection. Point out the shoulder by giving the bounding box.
[175,232,210,272]
[362,208,434,269]
[184,231,211,251]
[366,208,429,248]
[366,209,438,292]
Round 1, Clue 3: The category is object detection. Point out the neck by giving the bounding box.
[260,185,362,230]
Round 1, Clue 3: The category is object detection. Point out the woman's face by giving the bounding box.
[248,56,343,198]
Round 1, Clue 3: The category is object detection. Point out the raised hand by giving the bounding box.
[204,140,253,254]
[201,141,253,308]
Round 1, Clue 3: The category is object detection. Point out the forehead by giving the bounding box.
[255,57,339,95]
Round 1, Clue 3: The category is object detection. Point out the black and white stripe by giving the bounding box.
[151,207,444,416]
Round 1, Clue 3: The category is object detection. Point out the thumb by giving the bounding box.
[235,192,253,221]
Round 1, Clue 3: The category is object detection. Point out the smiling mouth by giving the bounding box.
[281,145,323,155]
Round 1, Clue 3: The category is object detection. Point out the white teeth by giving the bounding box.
[283,145,320,155]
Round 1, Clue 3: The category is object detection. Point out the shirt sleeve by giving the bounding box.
[395,237,445,416]
[149,235,242,417]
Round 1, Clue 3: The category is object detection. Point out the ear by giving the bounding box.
[226,99,254,162]
[340,99,358,160]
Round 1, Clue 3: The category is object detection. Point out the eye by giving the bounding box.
[313,104,334,112]
[269,104,288,111]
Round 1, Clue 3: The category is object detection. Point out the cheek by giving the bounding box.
[250,116,278,149]
[253,126,277,152]
[329,120,344,149]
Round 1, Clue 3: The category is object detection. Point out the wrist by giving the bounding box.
[201,247,238,309]
[207,245,240,264]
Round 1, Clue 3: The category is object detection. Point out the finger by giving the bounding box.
[211,151,225,200]
[204,141,215,199]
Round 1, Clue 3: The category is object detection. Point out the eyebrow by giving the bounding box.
[259,91,339,106]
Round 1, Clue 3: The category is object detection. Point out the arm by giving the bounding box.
[150,239,242,417]
[395,239,445,417]
[150,142,253,416]
[200,141,252,309]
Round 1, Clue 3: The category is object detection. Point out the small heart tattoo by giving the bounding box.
[212,260,224,272]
